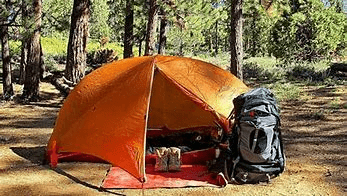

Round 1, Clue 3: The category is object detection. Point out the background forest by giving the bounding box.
[1,0,347,100]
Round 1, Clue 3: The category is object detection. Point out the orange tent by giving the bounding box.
[46,55,248,182]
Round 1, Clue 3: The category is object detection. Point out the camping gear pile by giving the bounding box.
[46,55,285,188]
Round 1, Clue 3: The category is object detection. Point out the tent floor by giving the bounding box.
[101,164,219,189]
[54,148,220,188]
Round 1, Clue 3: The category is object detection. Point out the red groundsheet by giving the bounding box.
[52,148,219,188]
[101,165,219,189]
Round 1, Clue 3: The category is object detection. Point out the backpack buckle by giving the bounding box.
[249,111,255,117]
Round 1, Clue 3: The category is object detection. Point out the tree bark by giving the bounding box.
[230,0,243,80]
[19,39,28,84]
[139,40,142,56]
[22,0,42,101]
[19,0,30,84]
[158,10,167,55]
[145,0,158,56]
[1,23,14,100]
[66,0,90,84]
[123,0,134,58]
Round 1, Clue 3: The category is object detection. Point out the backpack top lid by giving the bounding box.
[233,88,280,120]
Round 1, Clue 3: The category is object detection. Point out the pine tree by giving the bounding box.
[0,1,14,100]
[145,0,159,55]
[229,0,243,80]
[65,0,90,84]
[22,0,43,101]
[124,0,134,58]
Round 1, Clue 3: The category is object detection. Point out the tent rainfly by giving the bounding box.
[46,55,249,182]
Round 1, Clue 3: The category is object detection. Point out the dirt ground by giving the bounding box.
[0,82,346,196]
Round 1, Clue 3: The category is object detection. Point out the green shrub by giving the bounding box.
[243,57,285,83]
[195,53,230,69]
[265,82,303,101]
[41,37,68,56]
[86,40,123,59]
[9,40,21,56]
[269,0,347,62]
[40,37,124,61]
[244,57,278,70]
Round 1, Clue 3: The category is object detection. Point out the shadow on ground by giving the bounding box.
[280,85,347,192]
[11,146,46,164]
[10,146,121,195]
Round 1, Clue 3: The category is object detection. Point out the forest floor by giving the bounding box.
[0,81,346,196]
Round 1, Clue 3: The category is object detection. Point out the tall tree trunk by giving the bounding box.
[66,0,90,84]
[158,10,167,55]
[19,0,30,84]
[123,0,134,58]
[214,21,218,56]
[230,0,243,80]
[137,31,146,56]
[39,42,45,79]
[19,0,29,84]
[139,40,142,56]
[20,39,28,84]
[22,0,42,101]
[145,0,158,56]
[251,11,256,57]
[1,24,14,100]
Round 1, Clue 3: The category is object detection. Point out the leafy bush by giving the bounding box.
[86,40,123,59]
[44,55,63,72]
[243,57,341,85]
[40,37,124,71]
[41,36,68,56]
[41,37,123,58]
[243,57,285,83]
[195,53,230,69]
[286,64,328,82]
[265,82,303,101]
[269,0,347,62]
[9,40,21,56]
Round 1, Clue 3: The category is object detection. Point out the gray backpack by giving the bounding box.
[229,88,285,184]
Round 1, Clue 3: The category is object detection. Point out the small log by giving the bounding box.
[335,71,347,77]
[331,63,347,73]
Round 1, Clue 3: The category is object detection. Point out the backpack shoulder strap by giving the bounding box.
[228,125,241,181]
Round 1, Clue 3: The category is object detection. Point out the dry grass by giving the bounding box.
[0,82,345,196]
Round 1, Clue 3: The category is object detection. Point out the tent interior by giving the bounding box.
[102,67,225,188]
[146,68,223,151]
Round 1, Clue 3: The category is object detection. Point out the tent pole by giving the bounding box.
[142,60,156,182]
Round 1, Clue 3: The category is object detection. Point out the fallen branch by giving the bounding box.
[42,71,74,97]
[61,76,75,87]
[330,63,347,79]
[331,63,347,73]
